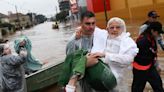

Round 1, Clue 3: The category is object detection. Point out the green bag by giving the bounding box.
[85,59,117,91]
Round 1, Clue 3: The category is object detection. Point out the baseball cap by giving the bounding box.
[148,11,160,18]
[149,22,164,34]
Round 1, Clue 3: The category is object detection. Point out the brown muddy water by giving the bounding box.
[5,21,164,92]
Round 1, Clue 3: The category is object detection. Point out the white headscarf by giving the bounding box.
[107,17,126,33]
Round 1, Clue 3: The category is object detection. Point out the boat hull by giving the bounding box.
[26,62,64,92]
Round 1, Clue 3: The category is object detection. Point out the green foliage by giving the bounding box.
[1,29,7,35]
[56,11,69,22]
[35,14,47,23]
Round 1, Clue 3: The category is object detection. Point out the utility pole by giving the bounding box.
[55,6,58,21]
[55,6,58,14]
[15,5,21,30]
[103,0,108,25]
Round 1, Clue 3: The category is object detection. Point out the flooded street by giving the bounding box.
[3,21,164,92]
[4,22,75,92]
[6,22,74,65]
[1,0,164,91]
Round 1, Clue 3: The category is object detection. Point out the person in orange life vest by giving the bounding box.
[132,22,164,92]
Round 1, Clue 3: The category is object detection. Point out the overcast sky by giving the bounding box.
[0,0,59,17]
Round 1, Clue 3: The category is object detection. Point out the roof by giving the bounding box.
[8,13,26,18]
[0,13,8,18]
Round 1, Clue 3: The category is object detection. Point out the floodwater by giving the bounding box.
[6,22,74,65]
[4,21,164,92]
[5,22,75,92]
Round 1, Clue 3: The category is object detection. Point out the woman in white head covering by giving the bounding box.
[92,17,138,92]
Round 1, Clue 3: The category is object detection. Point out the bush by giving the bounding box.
[1,29,7,36]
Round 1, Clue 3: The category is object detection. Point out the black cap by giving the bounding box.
[148,11,160,18]
[149,22,164,34]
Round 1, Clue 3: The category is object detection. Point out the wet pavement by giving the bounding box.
[4,21,164,92]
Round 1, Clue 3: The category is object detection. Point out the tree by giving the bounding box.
[56,10,69,22]
[35,14,47,24]
[0,19,2,24]
[27,13,37,22]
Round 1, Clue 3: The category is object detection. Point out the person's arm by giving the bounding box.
[157,34,164,50]
[139,24,148,35]
[24,36,32,51]
[3,49,27,66]
[14,40,21,54]
[86,53,99,67]
[154,60,162,73]
[74,27,82,39]
[66,35,77,55]
[105,52,136,65]
[3,55,26,66]
[66,26,84,55]
[105,38,138,65]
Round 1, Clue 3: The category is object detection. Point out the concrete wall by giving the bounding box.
[110,0,126,10]
[108,0,164,22]
[87,0,164,28]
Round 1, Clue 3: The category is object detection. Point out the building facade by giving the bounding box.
[85,0,164,28]
[0,13,9,23]
[58,0,70,11]
[8,13,32,30]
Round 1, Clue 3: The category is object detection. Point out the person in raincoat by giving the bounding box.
[14,36,43,74]
[0,43,27,92]
[91,17,138,92]
[0,39,8,92]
